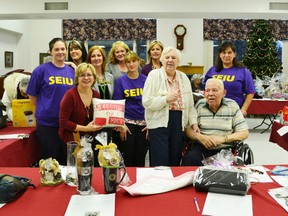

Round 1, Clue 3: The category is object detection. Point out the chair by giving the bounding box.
[233,141,254,165]
[182,140,254,166]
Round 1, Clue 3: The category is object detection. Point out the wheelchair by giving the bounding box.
[232,141,254,165]
[182,140,254,166]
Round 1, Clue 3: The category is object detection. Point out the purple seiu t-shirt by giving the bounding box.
[26,62,75,127]
[113,74,147,121]
[204,66,255,107]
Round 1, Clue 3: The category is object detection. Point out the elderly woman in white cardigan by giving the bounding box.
[142,46,198,166]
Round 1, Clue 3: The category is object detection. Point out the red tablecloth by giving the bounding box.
[269,121,288,151]
[247,99,288,115]
[0,166,287,216]
[0,124,40,166]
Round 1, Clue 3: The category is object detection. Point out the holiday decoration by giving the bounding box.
[243,19,281,79]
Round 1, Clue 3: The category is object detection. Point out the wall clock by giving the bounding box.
[174,24,187,50]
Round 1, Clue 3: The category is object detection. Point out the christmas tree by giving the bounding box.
[243,19,281,79]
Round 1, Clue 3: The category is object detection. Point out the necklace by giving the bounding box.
[84,105,91,118]
[77,86,93,119]
[151,61,161,69]
[97,77,107,99]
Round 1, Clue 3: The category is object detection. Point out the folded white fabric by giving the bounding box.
[120,171,195,196]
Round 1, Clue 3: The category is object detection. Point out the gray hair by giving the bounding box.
[19,77,30,93]
[160,46,182,64]
[191,74,202,81]
[205,78,224,91]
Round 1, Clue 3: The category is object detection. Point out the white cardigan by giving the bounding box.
[142,67,197,130]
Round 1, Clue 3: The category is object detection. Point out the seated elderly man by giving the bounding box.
[182,78,249,166]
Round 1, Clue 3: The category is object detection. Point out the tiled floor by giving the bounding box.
[145,117,288,166]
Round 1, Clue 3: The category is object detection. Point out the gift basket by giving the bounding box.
[95,141,131,189]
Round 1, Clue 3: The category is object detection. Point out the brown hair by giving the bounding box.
[86,46,107,72]
[147,40,164,64]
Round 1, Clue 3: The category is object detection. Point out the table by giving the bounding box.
[0,124,40,167]
[0,166,287,216]
[269,121,288,151]
[247,99,288,133]
[176,65,204,75]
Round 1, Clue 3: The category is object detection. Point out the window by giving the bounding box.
[87,40,148,62]
[213,40,282,65]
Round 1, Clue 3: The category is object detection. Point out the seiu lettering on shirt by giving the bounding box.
[212,74,235,82]
[48,76,74,85]
[124,88,143,97]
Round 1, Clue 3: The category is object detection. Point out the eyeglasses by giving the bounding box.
[79,73,93,78]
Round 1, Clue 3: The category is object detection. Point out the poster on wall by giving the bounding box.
[4,51,13,68]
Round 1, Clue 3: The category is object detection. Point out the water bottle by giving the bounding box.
[76,142,94,195]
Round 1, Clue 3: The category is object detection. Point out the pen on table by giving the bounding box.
[194,197,200,212]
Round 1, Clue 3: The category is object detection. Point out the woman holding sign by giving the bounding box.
[113,51,148,167]
[59,63,102,151]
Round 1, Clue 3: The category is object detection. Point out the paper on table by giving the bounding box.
[0,203,5,208]
[271,175,288,187]
[0,134,29,139]
[240,165,273,183]
[193,92,203,97]
[277,125,288,136]
[121,171,194,196]
[268,187,288,212]
[136,167,173,181]
[64,194,115,216]
[202,192,253,216]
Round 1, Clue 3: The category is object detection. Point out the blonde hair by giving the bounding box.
[124,51,140,62]
[108,41,130,64]
[75,63,97,86]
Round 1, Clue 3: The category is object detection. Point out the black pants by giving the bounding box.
[36,124,67,165]
[119,123,148,167]
[181,142,224,166]
[149,111,184,166]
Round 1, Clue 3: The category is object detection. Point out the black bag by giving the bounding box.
[0,101,6,129]
[0,174,36,203]
[235,142,254,165]
[193,167,250,196]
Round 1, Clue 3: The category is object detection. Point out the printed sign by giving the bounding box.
[92,98,125,127]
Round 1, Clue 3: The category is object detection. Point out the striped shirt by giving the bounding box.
[195,98,248,136]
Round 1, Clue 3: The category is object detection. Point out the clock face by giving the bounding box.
[176,25,186,36]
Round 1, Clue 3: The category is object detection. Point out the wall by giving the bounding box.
[0,20,31,74]
[29,20,62,72]
[157,19,203,68]
[1,18,287,76]
[0,19,206,75]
